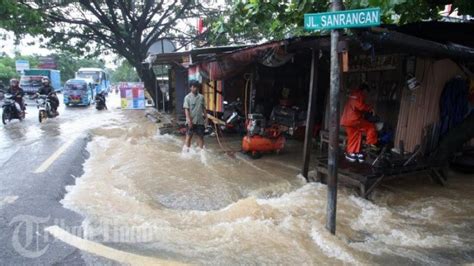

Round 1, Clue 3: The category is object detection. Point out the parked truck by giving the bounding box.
[20,69,61,95]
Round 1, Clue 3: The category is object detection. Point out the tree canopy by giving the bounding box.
[0,0,43,38]
[0,55,36,84]
[1,0,473,91]
[209,0,474,45]
[0,0,217,103]
[111,60,140,83]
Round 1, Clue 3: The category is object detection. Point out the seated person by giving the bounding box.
[340,83,378,163]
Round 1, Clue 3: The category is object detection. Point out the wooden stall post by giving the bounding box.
[326,0,343,235]
[249,65,257,114]
[302,48,319,181]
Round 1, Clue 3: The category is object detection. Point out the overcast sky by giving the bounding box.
[0,30,118,69]
[0,30,51,56]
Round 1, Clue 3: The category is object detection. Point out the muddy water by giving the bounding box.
[62,111,474,265]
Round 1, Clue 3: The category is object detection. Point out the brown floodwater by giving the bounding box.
[61,109,474,265]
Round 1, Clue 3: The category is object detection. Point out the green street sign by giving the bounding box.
[304,7,381,31]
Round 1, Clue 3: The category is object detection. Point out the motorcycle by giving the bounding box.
[220,100,245,133]
[1,91,25,125]
[36,92,58,123]
[95,91,107,110]
[270,105,306,137]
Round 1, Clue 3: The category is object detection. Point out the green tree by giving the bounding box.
[0,62,18,85]
[111,60,139,83]
[0,54,37,84]
[209,0,474,45]
[0,1,216,106]
[0,0,43,39]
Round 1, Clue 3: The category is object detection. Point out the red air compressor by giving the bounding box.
[242,113,285,159]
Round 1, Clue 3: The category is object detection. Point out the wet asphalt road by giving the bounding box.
[0,95,117,265]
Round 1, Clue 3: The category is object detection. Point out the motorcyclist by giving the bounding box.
[95,91,107,110]
[7,78,26,115]
[37,77,59,114]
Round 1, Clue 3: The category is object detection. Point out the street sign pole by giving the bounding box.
[304,3,380,235]
[304,7,380,30]
[327,0,343,235]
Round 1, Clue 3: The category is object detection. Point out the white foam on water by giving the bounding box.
[296,173,309,184]
[400,205,435,220]
[310,225,359,264]
[381,228,463,248]
[349,195,392,232]
[154,132,183,146]
[60,111,474,264]
[199,148,209,166]
[0,195,18,208]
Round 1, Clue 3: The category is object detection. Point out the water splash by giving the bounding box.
[61,110,474,264]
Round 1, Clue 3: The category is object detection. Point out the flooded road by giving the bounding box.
[0,94,122,167]
[57,102,474,264]
[0,93,472,264]
[0,93,126,264]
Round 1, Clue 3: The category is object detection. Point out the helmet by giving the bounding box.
[41,77,50,85]
[10,78,19,87]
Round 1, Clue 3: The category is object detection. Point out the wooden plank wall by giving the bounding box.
[326,54,403,134]
[202,80,223,113]
[395,58,465,152]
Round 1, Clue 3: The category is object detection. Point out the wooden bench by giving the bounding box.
[319,129,347,152]
[313,154,445,199]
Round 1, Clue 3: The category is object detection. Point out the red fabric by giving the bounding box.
[344,120,378,153]
[198,42,285,80]
[197,18,204,34]
[340,89,372,127]
[341,89,377,153]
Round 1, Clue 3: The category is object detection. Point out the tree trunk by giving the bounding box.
[136,63,163,109]
[431,112,474,164]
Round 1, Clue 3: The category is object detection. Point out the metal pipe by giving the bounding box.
[249,66,256,114]
[326,0,343,235]
[361,28,474,61]
[155,79,159,109]
[302,48,319,180]
[161,40,166,112]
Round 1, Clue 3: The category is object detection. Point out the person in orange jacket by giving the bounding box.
[340,83,378,162]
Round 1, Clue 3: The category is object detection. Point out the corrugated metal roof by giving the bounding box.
[146,22,474,67]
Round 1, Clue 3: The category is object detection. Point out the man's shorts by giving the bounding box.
[187,124,205,137]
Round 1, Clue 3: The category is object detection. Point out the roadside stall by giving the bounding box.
[145,21,474,197]
[315,23,474,198]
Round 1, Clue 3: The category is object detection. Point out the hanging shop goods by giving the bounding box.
[242,113,285,159]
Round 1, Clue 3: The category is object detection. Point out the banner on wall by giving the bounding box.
[120,82,145,109]
[188,65,202,82]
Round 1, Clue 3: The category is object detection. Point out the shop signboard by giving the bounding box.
[304,7,381,30]
[15,60,30,72]
[38,56,57,69]
[120,82,145,109]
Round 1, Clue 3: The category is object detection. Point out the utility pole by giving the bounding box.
[327,0,343,235]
